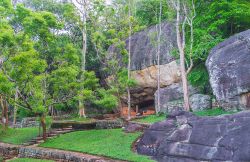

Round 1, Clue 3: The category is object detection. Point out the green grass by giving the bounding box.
[0,127,39,145]
[133,114,166,124]
[40,129,153,162]
[8,158,54,162]
[194,108,236,116]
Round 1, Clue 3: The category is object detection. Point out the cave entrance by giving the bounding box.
[138,100,155,115]
[121,99,155,117]
[240,92,250,109]
[246,94,250,108]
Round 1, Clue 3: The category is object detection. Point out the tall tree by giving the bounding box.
[156,0,162,114]
[73,0,89,117]
[127,0,132,120]
[168,0,196,111]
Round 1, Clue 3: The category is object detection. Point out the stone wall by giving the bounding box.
[0,143,19,159]
[18,147,114,162]
[96,119,124,129]
[51,119,125,130]
[12,117,39,128]
[0,143,121,161]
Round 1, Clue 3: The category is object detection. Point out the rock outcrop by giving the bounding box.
[108,22,181,106]
[206,30,250,110]
[154,83,199,113]
[190,94,212,111]
[136,110,250,162]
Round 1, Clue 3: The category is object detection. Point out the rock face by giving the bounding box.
[206,30,250,110]
[154,83,200,113]
[190,94,212,111]
[136,110,250,162]
[108,22,177,71]
[108,22,180,106]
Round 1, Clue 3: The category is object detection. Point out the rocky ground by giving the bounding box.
[136,110,250,162]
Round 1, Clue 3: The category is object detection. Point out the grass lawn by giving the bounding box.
[132,114,166,124]
[40,129,153,162]
[8,158,54,162]
[0,127,39,145]
[194,108,236,116]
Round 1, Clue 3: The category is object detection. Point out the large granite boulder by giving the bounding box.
[206,30,250,110]
[190,94,212,111]
[107,22,181,106]
[136,110,250,162]
[154,83,199,113]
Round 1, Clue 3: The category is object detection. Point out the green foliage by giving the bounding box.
[95,89,118,110]
[196,0,250,38]
[133,114,166,124]
[40,129,153,162]
[188,64,210,93]
[136,0,171,26]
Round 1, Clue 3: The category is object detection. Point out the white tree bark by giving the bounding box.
[127,0,132,120]
[168,0,196,111]
[156,0,162,114]
[75,0,88,117]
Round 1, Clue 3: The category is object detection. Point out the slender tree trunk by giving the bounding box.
[175,0,190,111]
[40,115,47,140]
[13,88,18,125]
[79,1,87,118]
[0,96,8,130]
[1,95,4,125]
[156,0,162,115]
[127,0,132,120]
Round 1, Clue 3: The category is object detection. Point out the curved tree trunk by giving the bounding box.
[175,0,190,111]
[40,115,47,140]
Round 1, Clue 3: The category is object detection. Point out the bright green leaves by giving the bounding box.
[95,88,118,110]
[0,23,15,48]
[136,0,170,26]
[0,72,14,95]
[195,0,250,38]
[0,0,13,17]
[10,50,46,81]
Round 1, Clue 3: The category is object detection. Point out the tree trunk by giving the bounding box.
[127,88,131,120]
[175,0,190,111]
[79,101,86,117]
[127,0,132,120]
[0,95,8,130]
[79,2,87,118]
[156,0,162,115]
[13,88,18,124]
[40,115,47,140]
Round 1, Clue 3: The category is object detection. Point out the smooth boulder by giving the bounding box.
[206,29,250,110]
[190,94,212,111]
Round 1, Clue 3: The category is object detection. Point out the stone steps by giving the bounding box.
[23,126,74,146]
